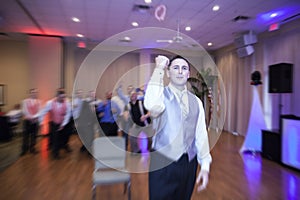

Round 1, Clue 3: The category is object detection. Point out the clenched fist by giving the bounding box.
[155,55,169,70]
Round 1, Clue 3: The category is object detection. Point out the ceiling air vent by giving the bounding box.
[232,15,250,23]
[119,36,131,43]
[133,4,152,14]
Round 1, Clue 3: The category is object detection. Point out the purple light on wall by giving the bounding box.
[258,5,299,23]
[260,10,284,21]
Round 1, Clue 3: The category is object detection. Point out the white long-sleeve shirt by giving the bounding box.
[144,67,212,172]
[39,98,71,127]
[22,98,41,120]
[72,97,83,120]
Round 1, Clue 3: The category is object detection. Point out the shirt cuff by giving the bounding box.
[198,154,212,172]
[200,161,210,172]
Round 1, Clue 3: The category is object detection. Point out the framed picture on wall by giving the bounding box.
[0,84,4,106]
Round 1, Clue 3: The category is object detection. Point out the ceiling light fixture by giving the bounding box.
[72,17,80,22]
[144,0,152,4]
[185,26,191,31]
[270,13,278,18]
[124,36,131,41]
[132,22,139,27]
[76,33,84,38]
[208,42,213,46]
[212,5,220,11]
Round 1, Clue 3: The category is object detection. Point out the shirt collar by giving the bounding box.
[168,83,188,101]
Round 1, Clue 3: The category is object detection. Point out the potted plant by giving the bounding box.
[188,68,217,126]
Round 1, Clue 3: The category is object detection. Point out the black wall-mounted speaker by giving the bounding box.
[268,63,293,93]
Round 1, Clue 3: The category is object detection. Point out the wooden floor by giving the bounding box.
[0,132,300,200]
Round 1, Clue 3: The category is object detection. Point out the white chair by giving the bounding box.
[92,136,131,200]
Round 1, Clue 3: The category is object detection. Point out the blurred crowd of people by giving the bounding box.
[4,84,153,159]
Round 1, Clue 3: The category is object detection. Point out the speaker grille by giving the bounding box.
[269,63,293,93]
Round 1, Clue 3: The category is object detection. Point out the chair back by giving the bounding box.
[93,136,126,170]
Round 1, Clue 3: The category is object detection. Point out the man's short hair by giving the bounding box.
[168,55,190,70]
[56,88,65,96]
[29,88,37,93]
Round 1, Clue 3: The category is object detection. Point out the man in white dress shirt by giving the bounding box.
[39,88,71,159]
[21,88,41,155]
[144,55,212,200]
[72,89,83,121]
[71,89,83,134]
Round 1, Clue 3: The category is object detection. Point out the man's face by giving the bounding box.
[106,92,112,100]
[76,90,83,98]
[130,92,137,102]
[127,85,134,95]
[167,58,190,88]
[30,89,38,99]
[57,94,66,103]
[90,91,96,99]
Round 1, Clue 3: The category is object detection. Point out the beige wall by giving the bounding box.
[28,36,62,103]
[0,39,30,112]
[0,36,62,113]
[63,41,77,97]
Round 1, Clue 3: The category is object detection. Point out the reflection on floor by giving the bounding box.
[0,132,299,200]
[0,136,22,171]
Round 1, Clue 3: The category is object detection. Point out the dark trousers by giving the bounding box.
[68,116,76,134]
[49,122,67,157]
[62,121,72,148]
[22,120,38,152]
[122,131,129,151]
[149,153,198,200]
[99,122,118,136]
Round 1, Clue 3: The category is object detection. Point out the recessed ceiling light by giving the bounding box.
[207,42,213,46]
[124,36,131,41]
[72,17,80,22]
[270,13,278,18]
[144,0,152,4]
[212,5,220,11]
[132,22,139,27]
[76,34,84,38]
[185,26,191,31]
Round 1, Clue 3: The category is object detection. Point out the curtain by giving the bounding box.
[214,18,300,135]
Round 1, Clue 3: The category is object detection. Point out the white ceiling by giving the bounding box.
[0,0,300,50]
